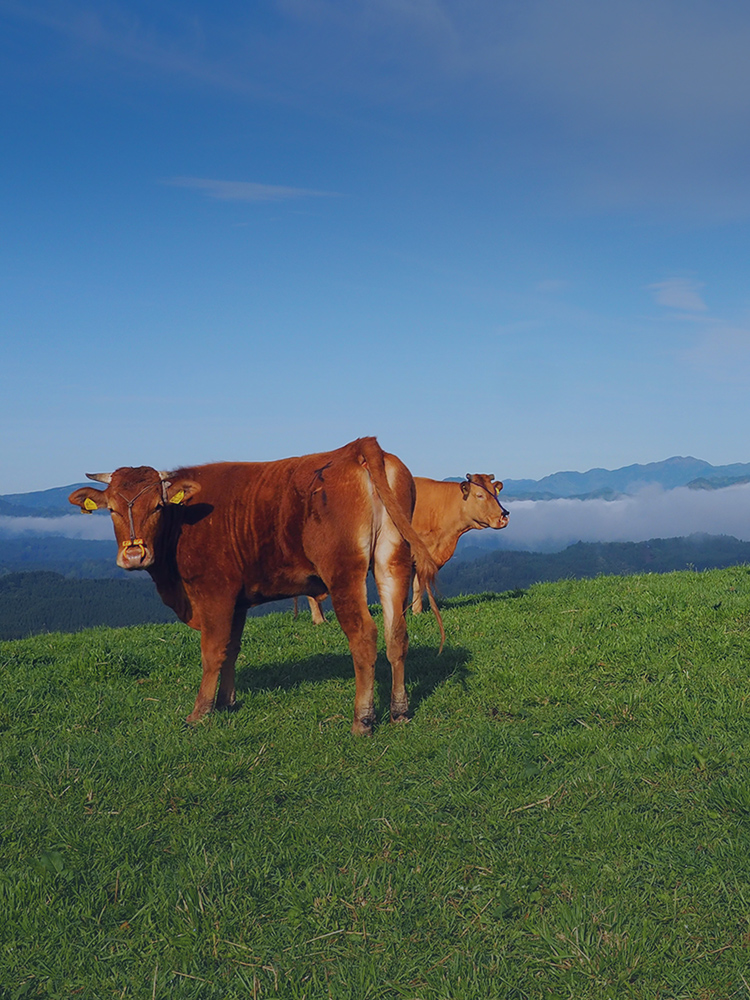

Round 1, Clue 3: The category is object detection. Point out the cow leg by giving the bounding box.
[215,605,246,710]
[187,603,245,723]
[328,576,379,736]
[411,571,424,615]
[307,596,327,625]
[374,541,412,724]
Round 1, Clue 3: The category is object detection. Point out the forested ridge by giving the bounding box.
[0,572,175,640]
[441,533,750,595]
[0,536,120,578]
[2,533,749,640]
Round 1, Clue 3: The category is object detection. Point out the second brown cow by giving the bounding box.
[303,472,509,621]
[410,474,509,612]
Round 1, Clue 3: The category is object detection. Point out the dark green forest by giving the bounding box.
[441,533,750,595]
[0,572,175,640]
[2,534,749,640]
[0,536,121,578]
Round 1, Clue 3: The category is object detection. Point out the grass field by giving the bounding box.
[3,567,750,998]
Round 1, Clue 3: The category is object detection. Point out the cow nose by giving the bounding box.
[119,539,150,569]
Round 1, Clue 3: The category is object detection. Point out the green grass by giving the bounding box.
[3,567,750,998]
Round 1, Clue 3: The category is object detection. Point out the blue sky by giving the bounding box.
[3,0,750,492]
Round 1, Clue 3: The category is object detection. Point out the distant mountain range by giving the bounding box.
[0,484,91,518]
[2,456,750,520]
[498,456,750,500]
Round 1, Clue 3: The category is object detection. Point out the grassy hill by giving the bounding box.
[3,567,750,997]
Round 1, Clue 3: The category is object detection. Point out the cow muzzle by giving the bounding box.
[488,508,510,530]
[117,538,152,570]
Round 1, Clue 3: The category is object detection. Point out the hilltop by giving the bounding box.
[3,569,750,997]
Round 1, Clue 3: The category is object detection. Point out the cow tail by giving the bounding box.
[357,438,445,653]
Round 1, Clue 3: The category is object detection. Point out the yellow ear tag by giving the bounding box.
[494,486,502,496]
[83,497,99,512]
[170,490,185,505]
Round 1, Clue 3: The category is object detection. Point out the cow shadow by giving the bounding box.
[234,643,472,719]
[380,643,472,713]
[436,588,527,611]
[236,652,356,696]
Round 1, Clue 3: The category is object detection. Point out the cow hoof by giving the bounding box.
[186,709,211,725]
[391,712,410,725]
[351,717,375,736]
[215,699,238,713]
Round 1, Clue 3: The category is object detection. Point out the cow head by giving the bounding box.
[68,466,201,570]
[459,474,510,530]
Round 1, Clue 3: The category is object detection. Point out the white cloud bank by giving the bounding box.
[469,483,750,553]
[4,484,750,555]
[0,514,114,541]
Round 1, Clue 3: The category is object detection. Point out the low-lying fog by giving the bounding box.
[461,483,750,553]
[2,483,749,555]
[0,513,115,541]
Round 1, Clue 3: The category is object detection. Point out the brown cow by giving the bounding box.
[410,474,509,612]
[303,472,509,620]
[68,438,442,735]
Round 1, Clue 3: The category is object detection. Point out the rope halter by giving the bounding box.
[114,479,170,557]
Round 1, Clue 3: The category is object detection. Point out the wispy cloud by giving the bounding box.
[165,177,341,203]
[7,0,750,218]
[536,279,569,295]
[682,324,750,381]
[649,278,707,312]
[647,276,750,380]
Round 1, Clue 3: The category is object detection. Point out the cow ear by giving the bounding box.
[493,481,504,495]
[460,480,471,500]
[165,479,200,505]
[69,486,107,513]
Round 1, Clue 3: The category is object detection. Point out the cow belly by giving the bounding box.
[240,571,328,606]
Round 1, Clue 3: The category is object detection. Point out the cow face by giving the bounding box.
[459,473,510,530]
[69,466,200,570]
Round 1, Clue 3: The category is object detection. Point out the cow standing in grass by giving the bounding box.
[69,438,442,735]
[410,474,509,612]
[303,473,509,622]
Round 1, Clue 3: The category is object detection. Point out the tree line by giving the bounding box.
[2,534,749,641]
[439,534,750,596]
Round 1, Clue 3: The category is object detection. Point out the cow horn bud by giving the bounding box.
[86,473,112,484]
